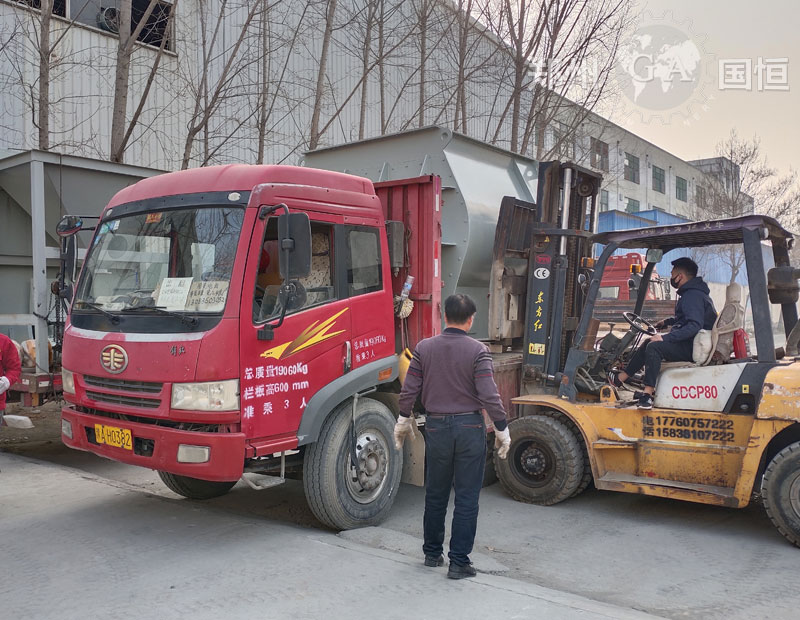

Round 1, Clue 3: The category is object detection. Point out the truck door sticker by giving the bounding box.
[260,307,349,361]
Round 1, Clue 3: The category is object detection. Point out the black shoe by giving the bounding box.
[447,562,477,579]
[637,393,654,409]
[607,369,624,388]
[424,555,444,567]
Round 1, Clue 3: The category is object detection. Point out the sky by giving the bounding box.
[610,0,798,177]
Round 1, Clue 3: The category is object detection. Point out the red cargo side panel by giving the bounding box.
[375,176,442,349]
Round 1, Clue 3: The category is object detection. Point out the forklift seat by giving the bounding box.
[659,282,746,371]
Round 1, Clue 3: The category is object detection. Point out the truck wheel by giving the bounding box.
[761,441,800,547]
[494,415,584,505]
[303,398,402,530]
[157,471,237,500]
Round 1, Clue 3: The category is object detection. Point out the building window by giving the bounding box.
[625,197,640,213]
[591,138,609,172]
[56,0,176,51]
[652,165,665,194]
[13,0,66,16]
[676,176,688,202]
[552,122,574,160]
[696,185,706,208]
[600,189,609,212]
[624,152,640,184]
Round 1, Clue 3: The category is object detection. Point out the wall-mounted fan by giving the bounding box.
[96,7,120,33]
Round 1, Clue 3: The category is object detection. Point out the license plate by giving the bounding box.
[94,424,133,450]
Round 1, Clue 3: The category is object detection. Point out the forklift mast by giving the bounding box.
[488,162,602,384]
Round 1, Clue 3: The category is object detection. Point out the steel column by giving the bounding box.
[30,158,50,373]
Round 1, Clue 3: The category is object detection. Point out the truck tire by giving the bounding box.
[494,415,584,505]
[761,441,800,547]
[157,471,237,500]
[303,398,402,530]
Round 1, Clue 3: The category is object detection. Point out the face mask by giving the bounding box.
[670,277,680,289]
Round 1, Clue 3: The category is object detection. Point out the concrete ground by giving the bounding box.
[1,452,656,620]
[4,405,800,619]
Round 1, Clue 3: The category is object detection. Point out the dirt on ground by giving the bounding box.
[1,398,64,448]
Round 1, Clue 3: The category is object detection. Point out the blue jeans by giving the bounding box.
[422,412,486,566]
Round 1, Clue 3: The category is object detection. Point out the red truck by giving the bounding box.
[57,128,600,530]
[598,253,670,301]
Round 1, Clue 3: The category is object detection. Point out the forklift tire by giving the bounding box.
[157,471,237,500]
[494,415,585,505]
[761,441,800,548]
[482,441,498,487]
[538,409,592,497]
[303,398,402,531]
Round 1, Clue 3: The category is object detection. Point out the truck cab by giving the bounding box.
[60,165,406,529]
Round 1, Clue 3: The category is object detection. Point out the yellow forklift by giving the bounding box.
[491,199,800,547]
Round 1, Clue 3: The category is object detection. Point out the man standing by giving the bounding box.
[394,294,511,580]
[0,333,22,427]
[608,257,717,409]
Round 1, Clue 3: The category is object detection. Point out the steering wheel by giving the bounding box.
[622,311,658,336]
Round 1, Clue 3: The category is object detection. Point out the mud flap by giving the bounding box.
[401,421,425,486]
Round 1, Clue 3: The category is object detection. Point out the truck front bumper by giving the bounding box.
[61,406,246,482]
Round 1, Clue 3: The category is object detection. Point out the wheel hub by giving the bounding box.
[356,438,387,491]
[790,473,800,518]
[521,445,549,477]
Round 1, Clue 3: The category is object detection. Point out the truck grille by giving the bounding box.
[84,375,162,393]
[85,391,161,409]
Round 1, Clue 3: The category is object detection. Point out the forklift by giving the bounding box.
[490,170,800,547]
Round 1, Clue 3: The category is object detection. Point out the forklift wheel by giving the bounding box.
[494,415,585,505]
[157,471,237,500]
[761,441,800,548]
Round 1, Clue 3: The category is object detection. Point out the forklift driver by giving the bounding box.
[608,257,717,409]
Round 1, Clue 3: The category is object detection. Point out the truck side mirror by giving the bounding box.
[767,266,800,304]
[57,215,83,237]
[645,248,663,263]
[277,212,311,280]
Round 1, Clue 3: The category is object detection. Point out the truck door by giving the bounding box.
[240,212,351,442]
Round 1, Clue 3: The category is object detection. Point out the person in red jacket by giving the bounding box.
[0,333,22,424]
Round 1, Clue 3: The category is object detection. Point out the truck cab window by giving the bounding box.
[346,227,382,296]
[253,219,335,322]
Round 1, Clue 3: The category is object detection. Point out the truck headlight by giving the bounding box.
[62,368,75,395]
[171,379,239,411]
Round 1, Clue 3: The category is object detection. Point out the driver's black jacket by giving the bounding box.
[662,276,717,343]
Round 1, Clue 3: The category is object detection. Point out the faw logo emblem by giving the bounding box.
[101,344,128,374]
[261,308,348,361]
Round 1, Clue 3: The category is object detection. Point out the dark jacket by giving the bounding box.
[662,277,717,343]
[398,327,507,431]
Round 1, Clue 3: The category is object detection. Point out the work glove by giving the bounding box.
[0,376,9,395]
[494,426,511,460]
[393,414,416,451]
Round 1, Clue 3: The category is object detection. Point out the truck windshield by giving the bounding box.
[74,206,245,315]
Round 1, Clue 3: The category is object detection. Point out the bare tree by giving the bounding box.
[695,130,800,284]
[482,0,632,158]
[180,0,265,168]
[309,0,339,150]
[0,1,105,153]
[110,0,179,163]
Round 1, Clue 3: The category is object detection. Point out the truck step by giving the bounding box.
[241,472,285,491]
[598,472,735,497]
